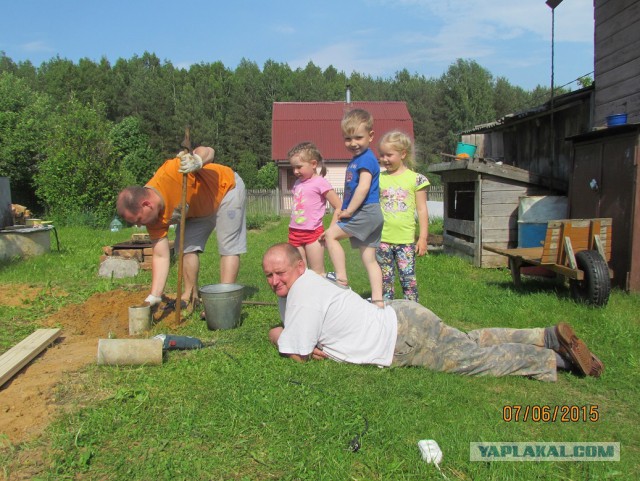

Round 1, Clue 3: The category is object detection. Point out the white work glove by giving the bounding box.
[178,152,203,173]
[145,294,163,307]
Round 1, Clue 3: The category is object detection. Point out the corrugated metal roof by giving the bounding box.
[460,86,593,135]
[272,101,414,160]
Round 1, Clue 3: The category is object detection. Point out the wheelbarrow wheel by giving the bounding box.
[569,250,611,307]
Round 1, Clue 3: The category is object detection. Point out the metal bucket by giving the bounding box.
[128,303,151,335]
[199,283,244,330]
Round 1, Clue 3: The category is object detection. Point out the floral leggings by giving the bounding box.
[376,242,419,302]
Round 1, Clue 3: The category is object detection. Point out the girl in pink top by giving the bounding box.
[288,142,342,274]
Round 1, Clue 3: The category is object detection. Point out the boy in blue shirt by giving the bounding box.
[322,109,384,307]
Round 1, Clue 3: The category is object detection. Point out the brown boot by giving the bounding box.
[555,323,593,376]
[589,354,605,378]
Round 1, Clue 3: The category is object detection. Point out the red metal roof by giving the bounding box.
[271,101,414,161]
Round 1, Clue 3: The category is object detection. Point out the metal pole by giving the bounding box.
[550,7,556,166]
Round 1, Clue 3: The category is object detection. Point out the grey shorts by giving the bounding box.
[338,203,383,248]
[179,173,247,256]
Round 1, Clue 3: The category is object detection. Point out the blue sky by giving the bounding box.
[2,0,594,91]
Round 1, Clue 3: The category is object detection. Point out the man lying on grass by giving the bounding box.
[263,243,604,382]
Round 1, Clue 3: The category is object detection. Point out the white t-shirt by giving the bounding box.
[277,270,398,366]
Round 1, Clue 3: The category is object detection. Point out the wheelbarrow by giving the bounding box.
[483,218,613,307]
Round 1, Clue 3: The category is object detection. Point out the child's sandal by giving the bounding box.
[326,272,349,288]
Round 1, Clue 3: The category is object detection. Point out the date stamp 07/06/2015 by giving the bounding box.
[502,405,600,423]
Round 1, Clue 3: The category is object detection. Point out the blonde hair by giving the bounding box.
[378,130,416,169]
[287,141,327,177]
[341,108,373,135]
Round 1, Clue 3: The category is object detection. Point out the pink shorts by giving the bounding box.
[288,226,324,247]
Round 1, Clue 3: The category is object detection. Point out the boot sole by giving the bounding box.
[556,323,593,376]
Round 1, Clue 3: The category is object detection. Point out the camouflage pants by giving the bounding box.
[389,300,557,382]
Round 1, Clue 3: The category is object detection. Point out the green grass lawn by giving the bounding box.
[1,217,639,480]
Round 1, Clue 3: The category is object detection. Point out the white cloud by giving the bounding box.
[272,24,296,35]
[313,0,593,84]
[21,40,54,53]
[376,0,592,42]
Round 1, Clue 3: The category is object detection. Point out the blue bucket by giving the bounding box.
[455,142,477,158]
[606,113,627,127]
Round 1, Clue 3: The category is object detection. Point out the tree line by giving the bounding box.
[0,51,555,226]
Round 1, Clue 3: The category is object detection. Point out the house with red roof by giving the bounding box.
[271,99,414,210]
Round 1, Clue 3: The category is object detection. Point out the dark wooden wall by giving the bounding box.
[463,94,592,185]
[594,0,640,126]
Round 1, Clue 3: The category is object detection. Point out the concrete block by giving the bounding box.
[98,256,140,278]
[0,226,52,260]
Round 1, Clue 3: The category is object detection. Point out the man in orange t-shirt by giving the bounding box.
[117,146,246,308]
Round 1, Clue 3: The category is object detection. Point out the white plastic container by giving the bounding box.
[418,439,443,464]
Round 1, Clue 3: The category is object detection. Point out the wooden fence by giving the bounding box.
[246,185,443,216]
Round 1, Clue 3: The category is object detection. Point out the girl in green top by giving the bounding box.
[376,131,430,302]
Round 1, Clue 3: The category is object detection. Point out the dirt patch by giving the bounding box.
[0,287,159,444]
[0,284,67,308]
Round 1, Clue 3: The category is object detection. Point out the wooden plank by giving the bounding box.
[481,252,508,268]
[445,218,476,237]
[0,328,62,387]
[443,245,475,264]
[482,228,518,244]
[468,163,568,192]
[594,93,640,126]
[432,168,479,183]
[595,74,640,110]
[482,203,518,217]
[482,190,527,204]
[482,215,517,230]
[594,0,638,27]
[481,178,530,192]
[444,233,475,257]
[482,244,543,260]
[540,219,614,264]
[595,59,640,92]
[595,35,640,75]
[595,1,640,40]
[482,243,584,280]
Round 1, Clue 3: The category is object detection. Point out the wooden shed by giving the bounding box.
[427,0,640,292]
[560,0,640,291]
[569,124,640,290]
[592,0,640,126]
[428,159,566,268]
